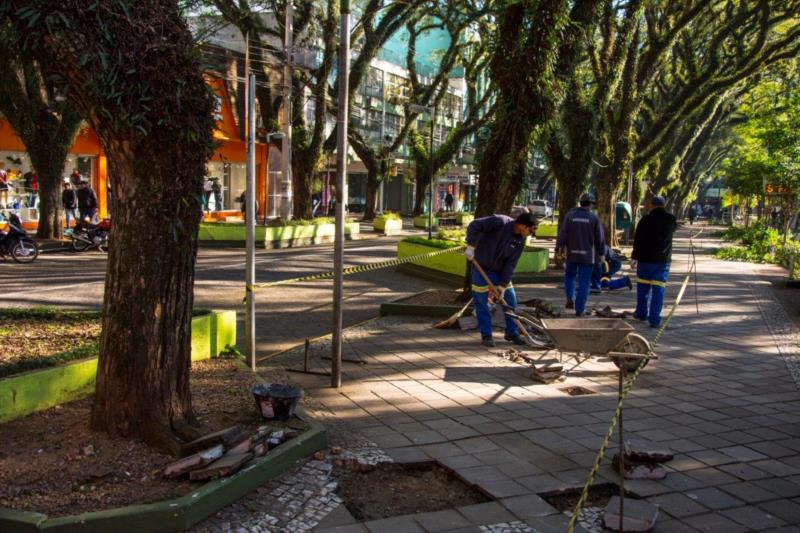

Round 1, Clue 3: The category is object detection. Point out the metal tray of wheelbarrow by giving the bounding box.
[539,318,635,355]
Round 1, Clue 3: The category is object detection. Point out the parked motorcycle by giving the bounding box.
[0,212,38,263]
[67,218,111,253]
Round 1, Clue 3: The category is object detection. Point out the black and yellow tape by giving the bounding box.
[243,243,466,301]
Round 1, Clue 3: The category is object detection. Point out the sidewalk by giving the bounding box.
[202,228,800,532]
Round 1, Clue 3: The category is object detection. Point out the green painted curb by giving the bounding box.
[413,215,438,229]
[0,310,237,423]
[0,418,327,532]
[373,217,402,234]
[199,222,360,247]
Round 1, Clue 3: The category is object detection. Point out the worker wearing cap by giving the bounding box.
[631,195,677,327]
[465,212,539,347]
[556,193,605,316]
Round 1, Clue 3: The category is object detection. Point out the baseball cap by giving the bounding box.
[651,195,666,206]
[515,211,539,227]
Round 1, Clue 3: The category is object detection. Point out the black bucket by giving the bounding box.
[251,383,303,421]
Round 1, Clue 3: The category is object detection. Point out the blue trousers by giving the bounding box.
[635,262,670,326]
[592,258,627,290]
[472,268,518,338]
[565,262,594,314]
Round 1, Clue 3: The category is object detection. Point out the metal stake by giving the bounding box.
[245,73,257,372]
[618,364,625,531]
[331,0,350,388]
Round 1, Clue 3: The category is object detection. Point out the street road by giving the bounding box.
[0,233,448,356]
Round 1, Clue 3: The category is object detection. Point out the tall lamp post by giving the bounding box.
[409,103,436,239]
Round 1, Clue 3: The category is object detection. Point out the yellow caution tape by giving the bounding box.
[242,243,466,302]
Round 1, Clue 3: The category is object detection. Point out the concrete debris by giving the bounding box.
[190,452,254,481]
[164,444,225,478]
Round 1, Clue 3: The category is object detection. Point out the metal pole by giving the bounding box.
[281,2,294,219]
[428,106,435,240]
[332,0,350,388]
[245,73,257,372]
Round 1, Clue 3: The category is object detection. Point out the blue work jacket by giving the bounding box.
[466,215,526,286]
[556,207,605,265]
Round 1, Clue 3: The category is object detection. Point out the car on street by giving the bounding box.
[529,199,553,218]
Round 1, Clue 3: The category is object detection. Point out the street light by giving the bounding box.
[409,103,436,239]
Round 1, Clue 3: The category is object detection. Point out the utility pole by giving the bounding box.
[332,0,350,388]
[429,105,435,240]
[245,73,257,372]
[281,2,294,219]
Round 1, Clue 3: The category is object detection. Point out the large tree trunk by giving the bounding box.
[363,168,381,221]
[4,1,217,452]
[595,169,623,247]
[29,142,73,238]
[413,164,430,217]
[475,111,530,217]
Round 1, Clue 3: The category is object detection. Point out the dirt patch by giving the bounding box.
[335,462,489,521]
[401,290,463,306]
[541,483,637,512]
[559,386,596,396]
[0,308,101,368]
[0,358,300,517]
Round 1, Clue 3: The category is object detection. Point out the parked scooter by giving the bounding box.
[0,212,38,263]
[67,218,111,253]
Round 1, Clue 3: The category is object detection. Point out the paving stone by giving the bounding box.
[499,494,557,519]
[758,499,800,524]
[385,447,431,464]
[752,477,800,498]
[314,525,370,533]
[719,481,781,503]
[363,514,425,533]
[681,512,749,533]
[684,487,744,510]
[477,477,530,498]
[721,505,787,530]
[716,462,772,481]
[647,492,709,518]
[314,506,359,529]
[718,445,769,463]
[457,502,517,526]
[413,509,472,532]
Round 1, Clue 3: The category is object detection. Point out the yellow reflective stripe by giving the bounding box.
[601,277,610,282]
[471,284,490,293]
[636,278,666,288]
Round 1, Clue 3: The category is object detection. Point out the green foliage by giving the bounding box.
[218,343,244,359]
[376,212,401,220]
[265,217,353,227]
[402,236,462,249]
[437,228,466,242]
[0,341,99,379]
[714,222,784,264]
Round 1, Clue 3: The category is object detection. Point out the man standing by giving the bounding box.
[466,212,539,347]
[556,193,605,315]
[76,179,99,222]
[632,195,677,328]
[62,181,78,229]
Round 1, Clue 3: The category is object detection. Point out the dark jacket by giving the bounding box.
[556,206,605,265]
[632,207,677,263]
[466,214,526,286]
[62,189,77,209]
[77,187,98,210]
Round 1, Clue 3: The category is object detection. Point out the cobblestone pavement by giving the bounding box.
[203,227,800,532]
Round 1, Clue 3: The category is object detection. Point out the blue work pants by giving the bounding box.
[592,258,627,290]
[471,268,518,338]
[565,262,594,314]
[635,262,670,326]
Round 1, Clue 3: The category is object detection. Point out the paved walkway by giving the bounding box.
[201,228,800,532]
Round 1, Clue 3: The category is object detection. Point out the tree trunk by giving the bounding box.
[29,143,73,239]
[475,111,530,217]
[363,168,381,221]
[595,170,621,247]
[291,148,314,220]
[413,164,430,217]
[4,1,218,452]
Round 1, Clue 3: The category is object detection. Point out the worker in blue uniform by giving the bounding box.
[631,195,677,327]
[466,212,539,347]
[556,193,605,315]
[591,245,633,292]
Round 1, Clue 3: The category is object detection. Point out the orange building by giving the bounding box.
[0,74,271,224]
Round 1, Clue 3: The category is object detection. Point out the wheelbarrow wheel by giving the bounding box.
[612,333,651,373]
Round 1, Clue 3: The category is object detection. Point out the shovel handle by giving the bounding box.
[472,261,534,343]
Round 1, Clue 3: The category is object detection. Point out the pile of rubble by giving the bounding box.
[163,425,300,481]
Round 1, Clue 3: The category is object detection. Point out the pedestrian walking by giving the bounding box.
[688,204,697,225]
[62,181,78,228]
[556,192,605,316]
[632,195,677,328]
[0,166,8,208]
[76,179,98,222]
[466,212,539,347]
[202,177,212,212]
[211,178,222,211]
[445,192,454,211]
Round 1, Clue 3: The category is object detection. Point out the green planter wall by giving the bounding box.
[397,240,549,277]
[373,217,403,234]
[456,213,474,226]
[198,222,360,247]
[0,310,236,423]
[413,215,438,229]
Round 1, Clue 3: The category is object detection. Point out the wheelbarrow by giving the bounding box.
[537,318,655,373]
